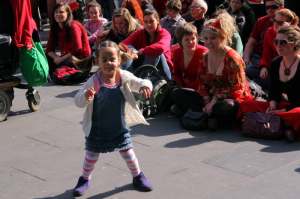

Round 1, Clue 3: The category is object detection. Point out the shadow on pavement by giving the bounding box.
[258,140,300,153]
[131,113,184,137]
[8,109,31,117]
[87,183,133,199]
[56,89,79,98]
[165,130,246,148]
[294,167,300,173]
[34,189,74,199]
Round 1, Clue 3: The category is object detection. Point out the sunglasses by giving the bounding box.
[273,39,291,46]
[265,4,279,10]
[273,19,285,26]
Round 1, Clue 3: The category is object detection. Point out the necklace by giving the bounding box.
[283,57,297,76]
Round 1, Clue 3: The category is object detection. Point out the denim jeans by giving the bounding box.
[123,47,172,80]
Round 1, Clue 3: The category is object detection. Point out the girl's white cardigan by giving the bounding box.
[74,70,153,137]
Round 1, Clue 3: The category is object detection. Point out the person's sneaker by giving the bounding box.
[73,176,90,197]
[132,172,153,192]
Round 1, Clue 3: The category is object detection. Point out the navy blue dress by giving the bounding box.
[86,77,132,153]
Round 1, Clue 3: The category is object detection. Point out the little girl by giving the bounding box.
[84,1,108,46]
[73,40,153,197]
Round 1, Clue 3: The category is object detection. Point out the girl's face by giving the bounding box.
[114,16,128,35]
[202,31,223,50]
[182,33,198,51]
[88,6,101,21]
[274,33,295,56]
[144,14,159,34]
[54,6,68,23]
[98,47,121,77]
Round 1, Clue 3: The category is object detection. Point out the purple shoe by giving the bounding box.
[132,172,153,192]
[73,176,90,197]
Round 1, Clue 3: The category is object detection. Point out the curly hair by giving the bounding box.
[277,26,300,51]
[275,8,299,26]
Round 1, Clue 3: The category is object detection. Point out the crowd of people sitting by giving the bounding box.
[40,0,300,141]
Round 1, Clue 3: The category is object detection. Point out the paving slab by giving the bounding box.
[1,84,300,199]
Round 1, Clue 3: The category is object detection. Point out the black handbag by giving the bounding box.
[180,110,209,130]
[242,112,284,139]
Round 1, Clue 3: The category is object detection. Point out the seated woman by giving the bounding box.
[258,9,298,87]
[99,8,140,44]
[197,18,253,129]
[46,3,91,84]
[239,26,300,141]
[120,9,172,80]
[170,23,208,115]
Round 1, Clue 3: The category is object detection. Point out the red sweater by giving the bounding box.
[46,20,91,58]
[259,26,277,68]
[250,15,273,55]
[172,44,208,90]
[121,27,173,71]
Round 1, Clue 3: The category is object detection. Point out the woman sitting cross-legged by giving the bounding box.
[119,8,173,80]
[170,23,208,116]
[238,26,300,141]
[196,18,253,130]
[46,3,91,84]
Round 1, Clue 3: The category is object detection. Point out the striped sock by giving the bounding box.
[119,148,141,177]
[82,150,99,180]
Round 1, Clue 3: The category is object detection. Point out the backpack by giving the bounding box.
[242,112,284,139]
[180,110,209,130]
[134,64,171,117]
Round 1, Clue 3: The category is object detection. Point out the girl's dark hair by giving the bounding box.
[175,23,198,46]
[96,40,121,58]
[86,0,102,17]
[50,3,73,46]
[143,8,160,22]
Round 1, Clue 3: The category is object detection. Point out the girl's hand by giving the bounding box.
[203,97,217,114]
[53,56,63,65]
[85,87,96,102]
[260,67,268,79]
[139,86,152,99]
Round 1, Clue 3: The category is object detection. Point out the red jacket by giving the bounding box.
[259,26,277,68]
[121,27,173,71]
[172,44,208,90]
[10,0,37,49]
[46,20,91,58]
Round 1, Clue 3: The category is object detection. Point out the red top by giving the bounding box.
[259,26,277,68]
[46,20,91,58]
[172,44,208,90]
[121,27,173,71]
[250,15,273,55]
[10,0,37,49]
[198,49,253,103]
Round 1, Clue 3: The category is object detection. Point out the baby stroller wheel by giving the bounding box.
[0,90,11,122]
[26,89,41,112]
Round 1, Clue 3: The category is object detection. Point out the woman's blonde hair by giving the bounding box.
[112,8,139,35]
[202,10,238,46]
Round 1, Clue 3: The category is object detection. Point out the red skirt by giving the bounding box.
[238,100,300,133]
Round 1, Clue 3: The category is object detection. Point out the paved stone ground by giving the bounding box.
[1,81,300,199]
[1,28,300,199]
